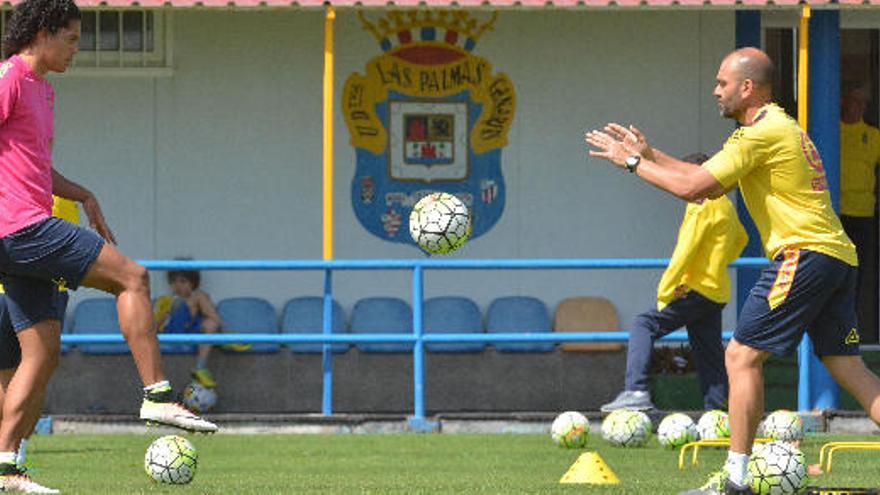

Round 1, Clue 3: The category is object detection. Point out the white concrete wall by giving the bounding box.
[50,9,742,332]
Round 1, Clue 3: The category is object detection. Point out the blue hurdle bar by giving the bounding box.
[67,257,772,428]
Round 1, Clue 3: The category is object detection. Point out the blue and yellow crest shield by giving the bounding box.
[343,11,516,248]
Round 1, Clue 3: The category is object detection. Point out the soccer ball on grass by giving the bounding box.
[601,410,652,447]
[759,410,803,443]
[408,192,471,255]
[748,440,807,494]
[550,411,590,448]
[144,435,198,484]
[657,413,698,449]
[697,409,730,440]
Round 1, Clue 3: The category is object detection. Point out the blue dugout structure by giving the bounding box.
[63,257,769,430]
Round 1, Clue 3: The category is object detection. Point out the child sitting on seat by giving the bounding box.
[154,268,223,388]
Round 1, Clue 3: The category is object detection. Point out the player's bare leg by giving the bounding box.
[725,339,769,456]
[0,322,60,455]
[80,243,216,433]
[680,339,769,494]
[0,322,60,494]
[822,355,880,422]
[80,243,162,385]
[803,355,880,475]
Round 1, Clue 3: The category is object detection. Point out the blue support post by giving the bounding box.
[802,9,841,410]
[735,11,764,318]
[409,265,438,432]
[321,269,334,416]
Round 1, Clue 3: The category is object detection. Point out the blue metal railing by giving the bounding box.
[61,257,771,428]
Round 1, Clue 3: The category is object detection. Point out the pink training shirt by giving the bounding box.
[0,54,54,238]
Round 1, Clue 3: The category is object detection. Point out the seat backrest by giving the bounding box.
[280,296,348,354]
[72,298,129,354]
[554,296,624,352]
[486,296,554,352]
[350,297,412,353]
[216,297,280,353]
[424,296,484,353]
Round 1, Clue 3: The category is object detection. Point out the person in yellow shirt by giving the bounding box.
[601,153,748,413]
[839,85,880,304]
[586,48,880,495]
[0,197,78,469]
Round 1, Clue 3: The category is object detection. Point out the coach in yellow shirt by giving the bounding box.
[586,48,880,494]
[840,85,880,291]
[0,196,78,467]
[601,153,748,413]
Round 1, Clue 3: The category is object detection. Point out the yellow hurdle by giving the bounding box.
[817,441,880,473]
[678,438,773,470]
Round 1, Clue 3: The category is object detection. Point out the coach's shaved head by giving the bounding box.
[714,47,776,123]
[723,47,775,95]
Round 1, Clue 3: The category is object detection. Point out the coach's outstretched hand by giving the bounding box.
[605,123,655,162]
[584,127,640,169]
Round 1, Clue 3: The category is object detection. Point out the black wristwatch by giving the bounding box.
[624,155,641,173]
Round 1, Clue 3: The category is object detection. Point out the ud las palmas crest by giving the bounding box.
[343,10,516,249]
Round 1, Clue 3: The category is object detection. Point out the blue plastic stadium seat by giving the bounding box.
[72,298,130,355]
[424,296,485,353]
[281,296,349,354]
[216,297,280,353]
[350,297,413,353]
[486,296,555,352]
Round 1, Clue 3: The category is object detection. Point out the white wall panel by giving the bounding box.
[51,10,740,332]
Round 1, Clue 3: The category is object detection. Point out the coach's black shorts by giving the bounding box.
[735,248,860,357]
[0,291,70,369]
[0,217,103,332]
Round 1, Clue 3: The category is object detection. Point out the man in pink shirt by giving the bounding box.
[0,1,217,491]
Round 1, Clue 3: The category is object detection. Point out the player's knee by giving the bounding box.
[123,263,150,293]
[22,347,60,374]
[44,347,61,372]
[725,342,761,372]
[632,313,659,336]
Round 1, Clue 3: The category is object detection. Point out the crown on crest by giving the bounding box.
[358,10,497,52]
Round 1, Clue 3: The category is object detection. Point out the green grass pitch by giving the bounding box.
[18,433,880,493]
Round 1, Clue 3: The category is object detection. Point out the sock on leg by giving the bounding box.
[143,380,173,402]
[725,451,750,487]
[15,439,27,466]
[0,451,16,466]
[195,357,208,370]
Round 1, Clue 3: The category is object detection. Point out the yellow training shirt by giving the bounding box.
[840,120,880,217]
[52,196,80,224]
[704,103,857,266]
[656,195,748,311]
[0,197,79,294]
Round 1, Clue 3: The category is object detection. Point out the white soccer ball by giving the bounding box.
[759,410,803,443]
[408,192,471,255]
[697,409,730,440]
[657,413,698,449]
[550,411,590,448]
[182,382,217,414]
[144,435,198,484]
[748,441,807,494]
[601,410,652,447]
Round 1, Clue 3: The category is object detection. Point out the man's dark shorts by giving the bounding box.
[736,248,860,357]
[0,217,103,333]
[0,291,70,369]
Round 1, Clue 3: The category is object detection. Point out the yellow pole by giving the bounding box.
[797,4,811,130]
[322,6,336,260]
